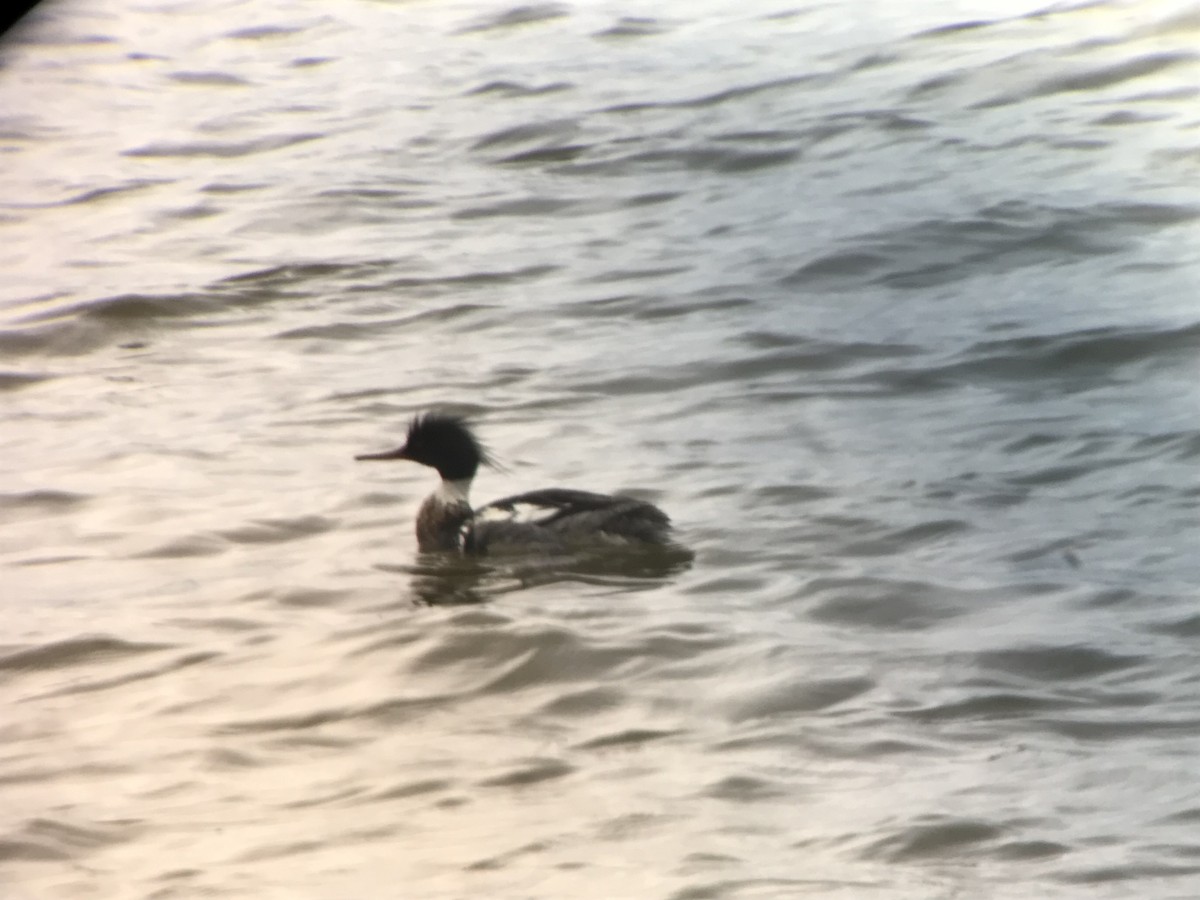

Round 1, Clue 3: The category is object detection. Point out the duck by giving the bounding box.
[355,412,674,554]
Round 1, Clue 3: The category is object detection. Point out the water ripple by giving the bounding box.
[457,4,570,34]
[0,636,172,672]
[123,132,322,158]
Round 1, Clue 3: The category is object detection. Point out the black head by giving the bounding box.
[355,412,491,481]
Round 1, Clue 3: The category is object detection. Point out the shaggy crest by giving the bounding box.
[402,413,493,480]
[355,411,493,481]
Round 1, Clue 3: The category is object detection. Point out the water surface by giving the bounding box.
[4,0,1200,897]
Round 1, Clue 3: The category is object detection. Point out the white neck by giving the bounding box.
[434,478,472,505]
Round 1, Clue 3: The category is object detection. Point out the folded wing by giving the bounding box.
[467,488,671,553]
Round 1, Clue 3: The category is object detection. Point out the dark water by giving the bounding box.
[4,0,1200,897]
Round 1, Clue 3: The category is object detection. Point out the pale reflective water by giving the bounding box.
[4,0,1200,897]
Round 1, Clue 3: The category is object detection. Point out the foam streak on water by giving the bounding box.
[3,0,1200,897]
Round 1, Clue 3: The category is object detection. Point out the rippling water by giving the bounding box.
[5,0,1200,896]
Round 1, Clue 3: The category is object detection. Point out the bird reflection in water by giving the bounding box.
[388,544,694,607]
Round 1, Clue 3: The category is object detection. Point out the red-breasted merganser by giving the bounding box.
[355,413,673,554]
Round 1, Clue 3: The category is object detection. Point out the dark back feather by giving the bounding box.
[468,488,671,553]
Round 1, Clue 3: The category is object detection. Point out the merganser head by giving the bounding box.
[355,412,491,482]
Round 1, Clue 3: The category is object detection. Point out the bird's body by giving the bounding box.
[357,413,673,554]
